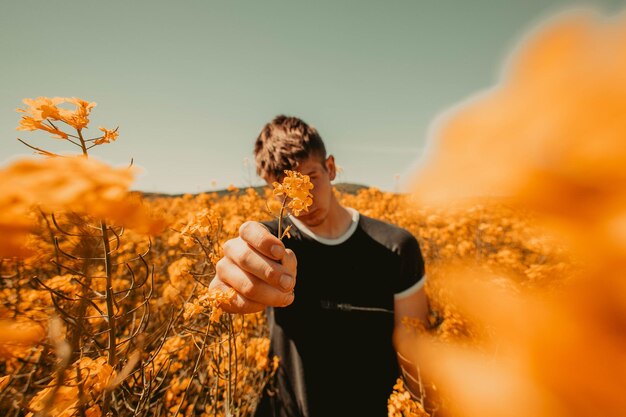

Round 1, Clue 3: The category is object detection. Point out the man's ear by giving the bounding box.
[326,155,337,181]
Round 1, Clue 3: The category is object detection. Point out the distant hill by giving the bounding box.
[136,182,371,200]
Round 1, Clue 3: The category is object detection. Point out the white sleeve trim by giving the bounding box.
[394,275,426,300]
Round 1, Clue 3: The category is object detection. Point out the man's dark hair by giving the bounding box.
[254,115,327,180]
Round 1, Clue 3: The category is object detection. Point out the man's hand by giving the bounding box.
[209,221,297,314]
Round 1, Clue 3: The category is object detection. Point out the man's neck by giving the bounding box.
[306,199,353,240]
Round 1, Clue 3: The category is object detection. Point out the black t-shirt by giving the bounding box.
[255,208,425,417]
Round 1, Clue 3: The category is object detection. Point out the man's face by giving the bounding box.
[269,155,336,228]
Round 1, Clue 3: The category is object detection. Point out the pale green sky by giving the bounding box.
[1,0,623,194]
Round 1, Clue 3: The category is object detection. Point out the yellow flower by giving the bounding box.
[60,97,96,130]
[17,116,68,139]
[17,96,64,121]
[272,170,314,216]
[95,127,119,145]
[16,96,96,133]
[26,357,113,417]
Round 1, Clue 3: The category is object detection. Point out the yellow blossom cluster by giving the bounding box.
[17,97,96,136]
[26,356,113,417]
[182,287,235,323]
[16,96,120,148]
[152,335,193,375]
[178,208,222,247]
[96,126,119,145]
[388,378,430,417]
[272,170,314,216]
[163,257,197,304]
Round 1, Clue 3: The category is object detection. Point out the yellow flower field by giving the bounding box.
[0,172,567,417]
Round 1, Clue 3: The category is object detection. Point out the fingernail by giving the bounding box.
[279,274,293,291]
[271,245,283,258]
[283,291,294,306]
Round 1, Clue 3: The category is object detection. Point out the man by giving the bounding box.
[209,115,429,416]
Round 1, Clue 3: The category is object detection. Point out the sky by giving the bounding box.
[1,0,623,194]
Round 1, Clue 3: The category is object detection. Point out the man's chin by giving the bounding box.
[294,210,323,227]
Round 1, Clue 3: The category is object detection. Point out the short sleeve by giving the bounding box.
[394,233,426,297]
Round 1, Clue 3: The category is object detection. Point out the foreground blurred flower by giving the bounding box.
[0,157,166,257]
[0,320,45,359]
[411,10,626,258]
[408,9,626,417]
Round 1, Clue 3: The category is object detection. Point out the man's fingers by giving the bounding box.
[239,221,285,260]
[282,249,297,278]
[216,257,295,307]
[211,222,299,315]
[223,241,295,292]
[208,278,267,314]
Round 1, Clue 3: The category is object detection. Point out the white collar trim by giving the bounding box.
[288,207,359,245]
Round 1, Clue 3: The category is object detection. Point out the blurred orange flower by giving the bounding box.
[411,10,626,259]
[0,156,166,257]
[408,9,626,417]
[0,320,45,359]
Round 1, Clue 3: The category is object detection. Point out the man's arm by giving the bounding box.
[394,285,429,328]
[208,221,297,314]
[393,285,429,399]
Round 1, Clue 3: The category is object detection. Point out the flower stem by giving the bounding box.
[277,195,288,239]
[101,220,116,416]
[76,128,88,157]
